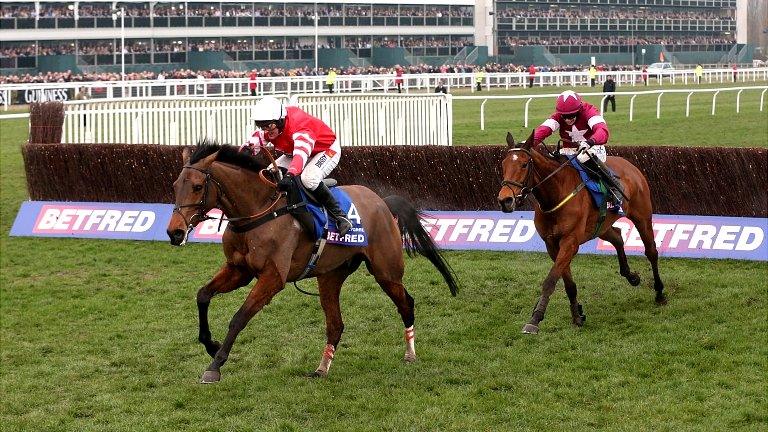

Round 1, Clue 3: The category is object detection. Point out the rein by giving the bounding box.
[501,147,586,214]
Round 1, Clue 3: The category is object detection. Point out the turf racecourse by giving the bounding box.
[1,83,767,431]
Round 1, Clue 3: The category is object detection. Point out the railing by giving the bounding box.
[59,93,452,146]
[2,67,767,110]
[454,86,768,130]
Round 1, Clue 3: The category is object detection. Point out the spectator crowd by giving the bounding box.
[0,62,651,84]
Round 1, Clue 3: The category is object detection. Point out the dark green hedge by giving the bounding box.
[21,144,767,217]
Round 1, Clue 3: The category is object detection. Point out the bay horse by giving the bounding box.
[497,132,666,335]
[167,142,458,383]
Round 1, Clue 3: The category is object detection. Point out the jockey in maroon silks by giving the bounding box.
[533,90,624,201]
[241,95,352,236]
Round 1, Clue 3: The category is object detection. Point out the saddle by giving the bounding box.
[284,178,337,240]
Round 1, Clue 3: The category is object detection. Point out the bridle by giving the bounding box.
[172,165,223,229]
[500,146,585,213]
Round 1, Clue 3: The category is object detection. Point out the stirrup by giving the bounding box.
[335,216,352,237]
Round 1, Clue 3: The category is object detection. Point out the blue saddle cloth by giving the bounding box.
[299,187,368,246]
[570,159,624,215]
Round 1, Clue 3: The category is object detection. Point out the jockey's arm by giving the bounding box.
[588,120,609,145]
[287,130,316,175]
[533,117,559,144]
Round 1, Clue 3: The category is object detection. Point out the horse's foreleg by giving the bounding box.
[523,238,578,334]
[563,267,586,327]
[311,268,352,377]
[197,264,253,358]
[201,261,285,384]
[634,218,667,305]
[599,226,641,286]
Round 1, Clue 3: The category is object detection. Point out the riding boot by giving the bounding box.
[583,157,624,202]
[312,182,352,237]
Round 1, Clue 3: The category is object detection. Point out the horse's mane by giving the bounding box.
[189,138,267,172]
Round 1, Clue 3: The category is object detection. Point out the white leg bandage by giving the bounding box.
[316,343,335,375]
[404,326,416,361]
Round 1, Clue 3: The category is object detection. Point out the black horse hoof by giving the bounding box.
[626,272,641,286]
[307,369,328,378]
[522,323,539,334]
[655,294,668,306]
[200,370,221,384]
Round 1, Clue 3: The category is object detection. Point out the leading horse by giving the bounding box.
[497,132,666,335]
[167,142,458,383]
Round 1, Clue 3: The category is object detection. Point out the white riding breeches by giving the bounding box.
[561,145,607,163]
[274,139,342,190]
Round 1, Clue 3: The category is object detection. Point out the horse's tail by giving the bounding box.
[383,195,459,297]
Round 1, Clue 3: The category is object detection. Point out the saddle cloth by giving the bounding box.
[570,159,624,215]
[299,187,368,246]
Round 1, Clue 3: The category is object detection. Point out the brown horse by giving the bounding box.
[167,142,458,383]
[497,132,665,335]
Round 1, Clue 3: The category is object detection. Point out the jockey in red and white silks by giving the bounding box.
[533,90,609,163]
[242,96,352,236]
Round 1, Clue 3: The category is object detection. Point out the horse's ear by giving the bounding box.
[181,146,191,165]
[522,131,536,149]
[506,132,516,149]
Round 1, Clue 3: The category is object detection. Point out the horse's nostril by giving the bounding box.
[168,229,186,245]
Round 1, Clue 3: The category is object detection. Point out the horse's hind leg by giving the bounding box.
[379,279,417,363]
[197,263,253,358]
[311,267,354,378]
[365,254,416,362]
[633,217,667,305]
[599,226,641,286]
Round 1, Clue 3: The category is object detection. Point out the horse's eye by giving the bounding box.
[193,185,203,192]
[521,162,529,168]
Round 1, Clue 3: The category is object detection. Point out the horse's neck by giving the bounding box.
[530,150,578,208]
[212,164,272,216]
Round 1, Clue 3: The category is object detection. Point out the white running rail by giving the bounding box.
[60,93,453,146]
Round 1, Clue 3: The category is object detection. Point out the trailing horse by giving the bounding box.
[497,132,666,335]
[167,141,458,383]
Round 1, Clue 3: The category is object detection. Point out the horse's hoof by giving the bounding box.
[521,323,539,334]
[655,295,668,306]
[572,317,585,327]
[200,370,221,384]
[627,273,641,286]
[307,369,327,378]
[404,353,417,363]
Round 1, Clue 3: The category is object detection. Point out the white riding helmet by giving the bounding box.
[251,96,287,124]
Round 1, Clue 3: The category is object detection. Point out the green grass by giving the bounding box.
[449,82,768,147]
[1,92,767,431]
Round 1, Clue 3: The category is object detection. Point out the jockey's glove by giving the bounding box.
[277,173,294,191]
[578,139,596,152]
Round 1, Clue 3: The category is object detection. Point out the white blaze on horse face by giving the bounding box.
[512,154,519,161]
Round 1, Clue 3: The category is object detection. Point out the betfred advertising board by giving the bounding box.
[9,201,767,261]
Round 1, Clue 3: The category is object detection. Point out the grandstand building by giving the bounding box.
[0,0,476,74]
[0,0,754,76]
